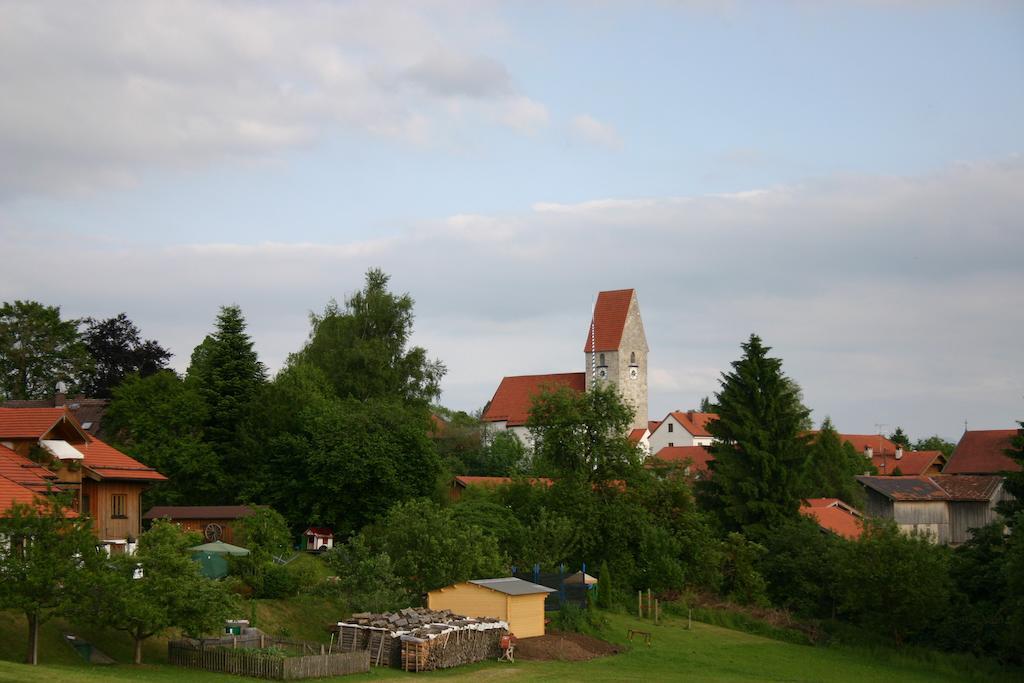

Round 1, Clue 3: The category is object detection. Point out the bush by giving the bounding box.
[258,563,299,599]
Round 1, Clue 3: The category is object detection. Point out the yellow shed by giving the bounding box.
[427,577,556,639]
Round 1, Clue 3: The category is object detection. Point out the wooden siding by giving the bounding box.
[82,480,146,540]
[893,501,949,544]
[427,583,548,638]
[862,488,894,519]
[156,518,242,544]
[428,583,507,622]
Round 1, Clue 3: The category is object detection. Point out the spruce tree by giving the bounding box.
[705,334,812,536]
[803,417,871,507]
[996,421,1024,525]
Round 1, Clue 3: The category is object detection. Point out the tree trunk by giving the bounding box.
[26,610,39,665]
[133,634,144,665]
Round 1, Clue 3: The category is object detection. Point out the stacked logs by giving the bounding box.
[333,608,507,671]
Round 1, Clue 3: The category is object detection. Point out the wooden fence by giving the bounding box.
[168,639,369,680]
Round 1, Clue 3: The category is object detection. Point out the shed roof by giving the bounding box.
[144,505,257,520]
[856,475,1002,502]
[481,373,585,426]
[583,289,635,353]
[468,578,556,595]
[944,429,1020,475]
[799,498,862,540]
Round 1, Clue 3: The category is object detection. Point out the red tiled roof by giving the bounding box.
[583,289,634,353]
[0,474,78,518]
[80,436,167,481]
[649,445,714,474]
[0,445,58,493]
[628,428,647,445]
[481,373,586,426]
[304,527,333,537]
[944,429,1021,475]
[871,449,944,476]
[144,505,257,520]
[800,499,862,540]
[2,395,109,435]
[648,420,662,433]
[667,411,718,438]
[0,407,77,439]
[837,434,900,456]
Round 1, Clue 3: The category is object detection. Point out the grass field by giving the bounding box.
[0,607,1017,682]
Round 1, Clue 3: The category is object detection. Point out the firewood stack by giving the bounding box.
[333,608,508,671]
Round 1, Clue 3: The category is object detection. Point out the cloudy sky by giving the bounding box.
[2,0,1022,441]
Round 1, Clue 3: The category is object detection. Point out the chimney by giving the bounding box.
[687,410,695,421]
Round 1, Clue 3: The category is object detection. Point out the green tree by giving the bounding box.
[757,517,841,617]
[913,435,956,458]
[528,383,642,481]
[833,520,952,646]
[297,269,445,405]
[325,536,408,613]
[719,533,768,606]
[803,417,872,507]
[81,313,171,397]
[235,507,292,559]
[187,305,267,452]
[888,426,911,449]
[703,334,812,535]
[104,370,221,505]
[361,498,505,597]
[0,300,93,400]
[0,497,104,664]
[596,560,613,609]
[74,520,235,664]
[996,421,1024,523]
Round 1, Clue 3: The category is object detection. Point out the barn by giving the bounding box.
[143,505,257,544]
[427,577,555,638]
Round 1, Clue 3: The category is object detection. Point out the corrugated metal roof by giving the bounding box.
[468,578,556,595]
[856,475,1002,502]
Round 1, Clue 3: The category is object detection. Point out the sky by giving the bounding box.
[2,0,1022,441]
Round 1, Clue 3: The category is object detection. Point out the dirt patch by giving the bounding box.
[514,631,621,662]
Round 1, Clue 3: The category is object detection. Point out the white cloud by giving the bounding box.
[0,1,545,200]
[3,158,1022,439]
[569,114,623,150]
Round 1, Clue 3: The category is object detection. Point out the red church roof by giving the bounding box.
[944,429,1020,474]
[481,372,586,427]
[583,289,634,353]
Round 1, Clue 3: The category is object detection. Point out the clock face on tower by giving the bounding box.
[597,368,608,379]
[629,366,639,380]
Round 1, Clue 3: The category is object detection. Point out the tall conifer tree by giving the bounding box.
[704,334,812,536]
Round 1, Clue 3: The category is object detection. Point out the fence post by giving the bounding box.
[638,590,642,618]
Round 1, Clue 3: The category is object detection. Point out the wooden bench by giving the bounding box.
[627,629,652,646]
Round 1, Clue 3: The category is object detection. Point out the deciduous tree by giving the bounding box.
[81,313,171,397]
[0,300,92,400]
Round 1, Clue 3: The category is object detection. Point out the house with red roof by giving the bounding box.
[647,445,714,479]
[800,498,863,540]
[944,429,1021,475]
[0,407,166,552]
[481,288,650,445]
[648,410,718,454]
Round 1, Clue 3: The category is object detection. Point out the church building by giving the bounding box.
[481,289,649,445]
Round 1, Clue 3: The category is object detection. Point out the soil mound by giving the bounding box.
[515,631,621,662]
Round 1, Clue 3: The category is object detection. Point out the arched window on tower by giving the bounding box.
[630,351,636,365]
[599,353,606,367]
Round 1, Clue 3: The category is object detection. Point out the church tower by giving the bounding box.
[583,289,649,431]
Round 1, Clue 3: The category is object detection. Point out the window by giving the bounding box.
[668,423,674,433]
[668,442,674,447]
[111,494,127,519]
[599,353,606,366]
[630,352,636,365]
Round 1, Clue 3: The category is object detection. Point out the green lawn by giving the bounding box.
[0,610,1016,682]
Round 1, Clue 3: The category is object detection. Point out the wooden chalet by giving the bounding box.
[0,407,165,551]
[143,505,257,544]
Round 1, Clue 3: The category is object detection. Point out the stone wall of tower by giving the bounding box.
[583,293,649,431]
[616,294,649,431]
